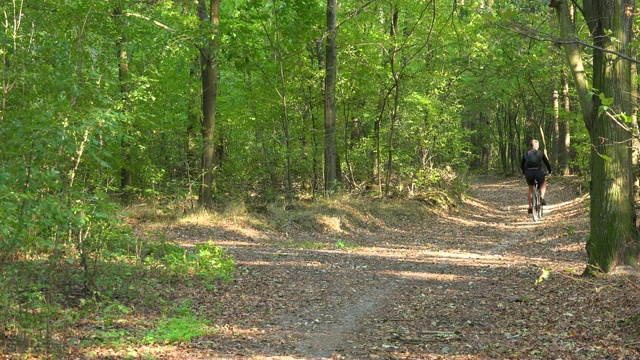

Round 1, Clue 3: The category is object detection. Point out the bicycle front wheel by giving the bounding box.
[532,186,542,222]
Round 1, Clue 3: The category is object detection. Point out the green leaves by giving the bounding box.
[594,92,633,126]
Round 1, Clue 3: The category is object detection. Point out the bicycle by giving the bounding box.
[531,172,552,222]
[531,178,543,222]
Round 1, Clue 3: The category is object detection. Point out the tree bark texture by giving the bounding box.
[198,0,219,205]
[553,0,638,273]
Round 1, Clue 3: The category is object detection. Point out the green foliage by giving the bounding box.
[153,240,235,282]
[0,0,589,203]
[0,0,596,355]
[334,240,356,250]
[72,299,213,347]
[144,315,211,344]
[141,300,212,345]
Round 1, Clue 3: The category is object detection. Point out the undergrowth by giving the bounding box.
[0,217,234,358]
[1,176,461,358]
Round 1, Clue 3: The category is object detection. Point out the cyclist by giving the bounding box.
[521,139,552,214]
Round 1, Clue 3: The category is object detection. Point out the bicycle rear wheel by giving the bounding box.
[532,185,543,222]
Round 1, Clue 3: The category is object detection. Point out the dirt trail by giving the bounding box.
[172,175,640,359]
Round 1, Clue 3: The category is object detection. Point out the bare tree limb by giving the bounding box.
[125,12,175,32]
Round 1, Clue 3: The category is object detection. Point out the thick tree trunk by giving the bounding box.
[197,0,219,205]
[552,0,638,274]
[585,0,637,273]
[324,0,338,193]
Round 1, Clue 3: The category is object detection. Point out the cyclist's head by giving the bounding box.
[530,139,539,150]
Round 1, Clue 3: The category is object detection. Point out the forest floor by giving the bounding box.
[97,175,640,359]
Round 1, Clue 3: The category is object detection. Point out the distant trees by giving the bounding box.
[0,0,607,247]
[0,0,595,204]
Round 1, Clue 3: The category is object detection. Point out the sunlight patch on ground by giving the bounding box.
[439,211,540,230]
[474,180,521,189]
[175,239,262,248]
[419,254,529,268]
[222,245,532,273]
[554,242,583,251]
[316,215,345,233]
[75,344,183,360]
[240,259,327,268]
[385,271,471,281]
[353,247,531,268]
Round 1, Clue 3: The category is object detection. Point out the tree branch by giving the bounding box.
[125,12,175,32]
[499,21,640,65]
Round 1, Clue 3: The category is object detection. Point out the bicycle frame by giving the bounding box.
[532,179,543,222]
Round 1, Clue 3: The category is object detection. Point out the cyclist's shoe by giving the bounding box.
[541,198,547,205]
[528,207,533,214]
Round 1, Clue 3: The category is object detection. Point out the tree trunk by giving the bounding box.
[558,74,571,175]
[374,89,385,192]
[508,109,520,174]
[197,0,219,206]
[552,89,560,168]
[497,111,506,175]
[311,39,324,194]
[552,0,638,274]
[384,7,399,196]
[270,1,293,192]
[324,0,338,193]
[115,6,132,202]
[631,55,640,203]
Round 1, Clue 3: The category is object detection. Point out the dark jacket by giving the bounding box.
[521,149,552,174]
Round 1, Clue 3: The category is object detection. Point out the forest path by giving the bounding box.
[168,175,640,359]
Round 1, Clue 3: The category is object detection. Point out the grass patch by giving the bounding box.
[144,315,211,345]
[143,301,212,345]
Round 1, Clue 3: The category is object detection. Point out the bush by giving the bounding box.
[146,240,235,283]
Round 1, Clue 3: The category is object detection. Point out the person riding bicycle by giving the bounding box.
[521,139,552,214]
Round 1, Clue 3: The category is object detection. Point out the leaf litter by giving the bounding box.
[74,175,640,359]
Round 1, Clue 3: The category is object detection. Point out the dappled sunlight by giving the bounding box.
[382,270,484,282]
[176,239,261,248]
[553,242,585,254]
[226,244,539,284]
[71,323,281,360]
[74,344,187,360]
